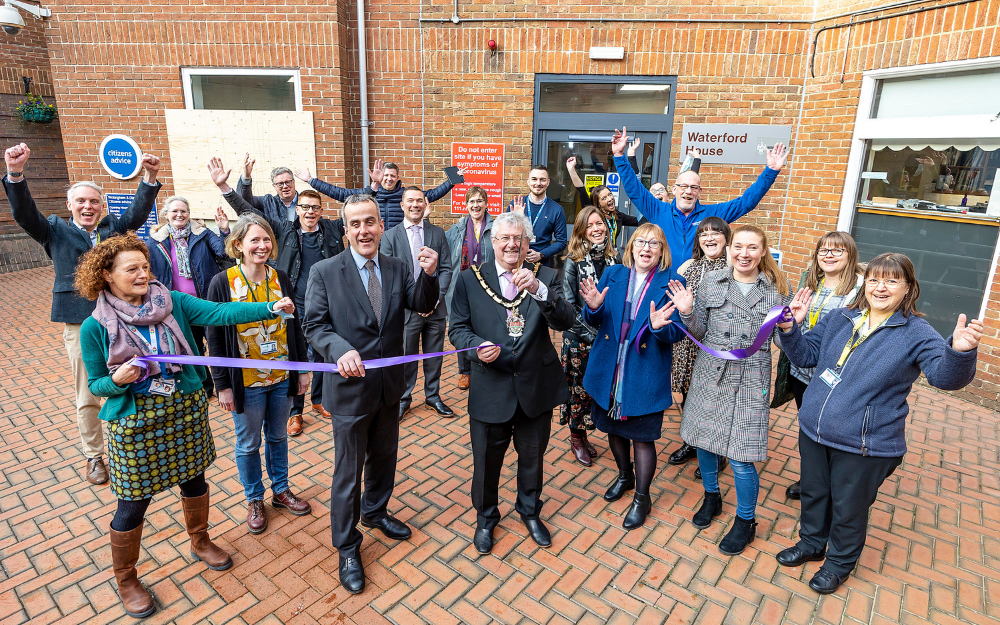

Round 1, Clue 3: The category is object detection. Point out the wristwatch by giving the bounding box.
[6,171,24,180]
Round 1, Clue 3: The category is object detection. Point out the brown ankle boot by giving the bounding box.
[182,487,233,571]
[109,526,156,619]
[580,429,598,458]
[569,430,593,467]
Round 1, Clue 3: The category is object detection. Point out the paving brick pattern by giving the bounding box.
[2,266,999,624]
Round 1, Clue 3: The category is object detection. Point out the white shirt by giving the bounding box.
[495,260,548,302]
[72,219,99,248]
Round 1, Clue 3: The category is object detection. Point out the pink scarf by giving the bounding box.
[92,281,194,379]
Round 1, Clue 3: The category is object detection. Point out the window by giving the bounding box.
[872,68,1000,118]
[538,82,672,115]
[181,68,301,111]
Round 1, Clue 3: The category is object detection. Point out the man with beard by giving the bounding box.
[505,165,568,268]
[448,210,574,555]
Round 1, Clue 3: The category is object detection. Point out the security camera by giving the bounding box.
[0,0,52,37]
[0,5,25,35]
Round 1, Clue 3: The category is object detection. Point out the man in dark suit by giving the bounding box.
[303,194,439,594]
[448,211,575,554]
[4,142,161,486]
[380,186,454,418]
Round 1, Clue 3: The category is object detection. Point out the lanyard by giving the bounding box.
[605,215,619,247]
[807,278,838,329]
[525,198,544,231]
[238,264,272,303]
[835,310,887,368]
[130,325,159,354]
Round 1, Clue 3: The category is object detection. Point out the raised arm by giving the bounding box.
[611,126,670,223]
[916,314,980,390]
[707,142,787,223]
[111,154,163,234]
[235,153,266,210]
[424,177,456,203]
[4,143,52,245]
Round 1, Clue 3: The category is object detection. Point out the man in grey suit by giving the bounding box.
[303,194,439,595]
[380,186,454,418]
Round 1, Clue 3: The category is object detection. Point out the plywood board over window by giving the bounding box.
[164,109,316,220]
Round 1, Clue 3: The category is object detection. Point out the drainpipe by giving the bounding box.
[357,0,372,177]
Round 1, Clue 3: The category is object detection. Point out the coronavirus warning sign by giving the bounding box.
[450,142,505,215]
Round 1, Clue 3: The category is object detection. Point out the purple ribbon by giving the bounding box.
[635,305,792,361]
[135,345,490,373]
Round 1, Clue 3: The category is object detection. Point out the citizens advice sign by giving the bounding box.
[99,135,144,180]
[680,124,791,165]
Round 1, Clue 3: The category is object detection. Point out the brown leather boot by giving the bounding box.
[580,430,598,458]
[109,526,156,619]
[569,430,592,467]
[182,488,233,571]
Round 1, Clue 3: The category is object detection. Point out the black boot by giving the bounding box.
[622,493,651,530]
[719,516,757,556]
[604,463,635,502]
[692,492,722,529]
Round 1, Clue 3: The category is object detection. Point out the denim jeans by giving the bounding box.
[697,448,759,520]
[232,379,291,501]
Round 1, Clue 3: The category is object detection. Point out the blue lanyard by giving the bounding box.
[525,198,544,231]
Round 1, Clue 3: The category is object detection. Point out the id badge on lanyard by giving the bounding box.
[132,326,175,396]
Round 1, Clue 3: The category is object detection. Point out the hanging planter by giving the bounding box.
[16,94,58,124]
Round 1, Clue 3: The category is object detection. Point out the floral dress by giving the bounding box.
[671,256,728,396]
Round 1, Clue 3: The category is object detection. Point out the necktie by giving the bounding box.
[502,271,517,319]
[409,225,423,278]
[365,259,381,328]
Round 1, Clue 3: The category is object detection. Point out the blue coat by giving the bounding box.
[780,307,978,458]
[582,265,687,416]
[505,196,568,265]
[612,155,778,264]
[310,177,455,232]
[147,221,227,299]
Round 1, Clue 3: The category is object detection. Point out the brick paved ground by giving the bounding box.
[2,266,999,625]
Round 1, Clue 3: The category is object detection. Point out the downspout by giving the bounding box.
[357,0,372,177]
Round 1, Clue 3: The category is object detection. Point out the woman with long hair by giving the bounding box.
[580,223,686,529]
[566,156,640,248]
[77,232,293,618]
[776,253,980,594]
[668,224,789,555]
[560,204,621,466]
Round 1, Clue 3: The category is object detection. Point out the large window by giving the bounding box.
[841,58,1000,336]
[181,68,301,111]
[538,82,672,115]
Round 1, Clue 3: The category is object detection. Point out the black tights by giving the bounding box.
[110,473,208,532]
[608,434,657,496]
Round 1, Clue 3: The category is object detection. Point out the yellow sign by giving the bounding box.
[584,174,605,197]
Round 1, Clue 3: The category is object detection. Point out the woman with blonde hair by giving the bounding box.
[560,204,621,466]
[668,224,789,555]
[580,223,686,529]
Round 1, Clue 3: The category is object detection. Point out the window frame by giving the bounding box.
[180,67,302,112]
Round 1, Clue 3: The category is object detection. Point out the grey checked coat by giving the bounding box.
[679,268,789,463]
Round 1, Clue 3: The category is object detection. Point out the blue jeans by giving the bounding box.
[232,379,291,502]
[697,448,759,521]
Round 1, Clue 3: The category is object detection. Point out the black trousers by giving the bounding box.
[791,375,809,410]
[457,351,471,375]
[797,430,903,576]
[470,405,551,531]
[329,402,399,559]
[401,311,445,404]
[291,347,325,415]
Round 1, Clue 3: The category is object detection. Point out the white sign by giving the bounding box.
[680,124,792,165]
[99,134,143,180]
[606,172,621,209]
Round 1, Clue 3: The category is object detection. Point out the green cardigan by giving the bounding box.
[80,291,276,422]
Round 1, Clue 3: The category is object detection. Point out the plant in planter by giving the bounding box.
[16,94,57,123]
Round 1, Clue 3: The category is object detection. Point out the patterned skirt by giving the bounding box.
[559,337,594,431]
[107,388,216,500]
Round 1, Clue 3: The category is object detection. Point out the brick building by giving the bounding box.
[3,0,999,407]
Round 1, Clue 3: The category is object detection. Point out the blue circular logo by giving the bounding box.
[99,135,143,179]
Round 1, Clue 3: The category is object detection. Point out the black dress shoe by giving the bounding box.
[622,493,651,530]
[360,515,412,540]
[339,556,365,594]
[776,544,826,567]
[398,402,411,419]
[786,481,802,500]
[694,457,727,480]
[809,568,848,594]
[604,465,636,502]
[473,527,494,554]
[668,443,697,465]
[425,399,455,417]
[521,517,551,547]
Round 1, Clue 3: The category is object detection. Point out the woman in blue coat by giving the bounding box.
[580,223,687,530]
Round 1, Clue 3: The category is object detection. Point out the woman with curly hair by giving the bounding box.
[77,232,294,619]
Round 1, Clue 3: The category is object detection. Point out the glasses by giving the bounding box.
[273,180,295,187]
[818,248,846,257]
[673,183,702,192]
[298,204,322,213]
[698,231,724,239]
[494,234,524,245]
[866,278,906,288]
[633,239,662,250]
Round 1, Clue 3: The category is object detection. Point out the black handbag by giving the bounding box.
[770,271,808,409]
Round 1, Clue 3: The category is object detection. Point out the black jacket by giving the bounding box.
[302,251,439,416]
[311,177,455,232]
[4,175,161,323]
[205,268,309,414]
[448,261,575,423]
[222,189,346,299]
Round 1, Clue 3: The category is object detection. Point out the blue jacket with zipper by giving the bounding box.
[612,155,778,264]
[147,221,227,299]
[780,307,978,458]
